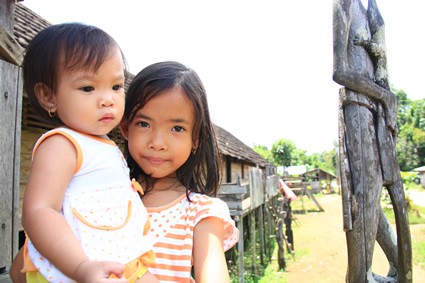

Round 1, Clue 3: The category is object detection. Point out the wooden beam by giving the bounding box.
[0,26,24,66]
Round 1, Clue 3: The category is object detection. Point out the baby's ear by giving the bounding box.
[34,83,56,112]
[119,119,129,140]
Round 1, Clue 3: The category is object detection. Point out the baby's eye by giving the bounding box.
[137,121,149,128]
[81,86,94,92]
[112,84,123,91]
[172,126,185,133]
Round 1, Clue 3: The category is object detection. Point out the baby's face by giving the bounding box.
[54,47,125,138]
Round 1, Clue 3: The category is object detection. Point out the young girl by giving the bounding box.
[19,23,157,283]
[119,61,239,282]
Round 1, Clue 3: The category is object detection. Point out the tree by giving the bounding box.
[271,139,296,167]
[253,144,274,164]
[394,87,425,170]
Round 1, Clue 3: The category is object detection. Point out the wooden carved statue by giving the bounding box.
[332,0,412,282]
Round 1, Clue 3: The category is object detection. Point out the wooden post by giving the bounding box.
[250,210,256,278]
[276,217,285,270]
[275,193,286,270]
[235,216,244,283]
[0,0,23,280]
[266,198,273,261]
[258,205,264,265]
[284,198,294,252]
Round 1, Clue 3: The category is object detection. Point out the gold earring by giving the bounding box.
[192,148,197,155]
[48,109,56,118]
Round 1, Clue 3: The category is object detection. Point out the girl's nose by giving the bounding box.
[148,131,167,151]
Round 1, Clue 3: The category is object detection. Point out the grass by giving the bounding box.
[256,245,309,283]
[231,189,425,282]
[291,192,326,214]
[229,240,309,282]
[381,189,425,270]
[413,236,425,270]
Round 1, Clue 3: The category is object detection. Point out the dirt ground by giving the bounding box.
[282,193,425,283]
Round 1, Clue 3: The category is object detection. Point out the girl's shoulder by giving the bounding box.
[186,192,226,208]
[188,192,239,251]
[185,192,232,225]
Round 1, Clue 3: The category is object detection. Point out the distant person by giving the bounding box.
[279,179,297,201]
[119,61,239,282]
[14,23,157,283]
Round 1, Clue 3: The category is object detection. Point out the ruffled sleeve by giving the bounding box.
[191,193,239,251]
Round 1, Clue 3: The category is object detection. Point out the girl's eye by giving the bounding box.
[137,121,149,128]
[172,126,185,133]
[112,84,123,91]
[81,86,94,92]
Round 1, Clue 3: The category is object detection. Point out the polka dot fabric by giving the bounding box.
[145,192,239,282]
[24,128,153,283]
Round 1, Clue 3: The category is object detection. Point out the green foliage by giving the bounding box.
[253,139,337,174]
[381,189,425,225]
[254,141,334,171]
[271,139,296,167]
[400,171,422,190]
[253,145,274,164]
[253,88,424,174]
[394,88,425,171]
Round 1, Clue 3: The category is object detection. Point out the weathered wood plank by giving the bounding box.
[265,174,279,197]
[0,59,22,276]
[0,26,24,66]
[249,167,264,209]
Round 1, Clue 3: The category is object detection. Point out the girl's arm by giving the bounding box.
[192,217,230,283]
[22,135,126,282]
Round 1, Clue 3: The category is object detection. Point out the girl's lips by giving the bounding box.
[145,157,166,166]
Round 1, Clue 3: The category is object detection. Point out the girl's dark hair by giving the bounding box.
[123,61,221,197]
[23,22,126,125]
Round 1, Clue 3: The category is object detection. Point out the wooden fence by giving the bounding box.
[218,167,280,283]
[0,1,23,281]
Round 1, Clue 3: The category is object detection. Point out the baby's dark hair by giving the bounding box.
[23,22,126,125]
[123,61,221,197]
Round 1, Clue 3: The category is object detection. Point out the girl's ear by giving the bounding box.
[119,119,129,140]
[34,82,56,112]
[192,139,199,152]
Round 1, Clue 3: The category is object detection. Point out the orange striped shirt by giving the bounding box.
[145,193,239,282]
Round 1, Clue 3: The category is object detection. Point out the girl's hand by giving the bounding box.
[73,259,128,283]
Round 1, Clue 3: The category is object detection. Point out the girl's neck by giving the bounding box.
[141,178,187,207]
[143,177,185,193]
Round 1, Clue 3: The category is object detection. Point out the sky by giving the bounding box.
[21,0,425,154]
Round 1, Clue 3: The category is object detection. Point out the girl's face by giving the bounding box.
[122,87,196,179]
[52,47,125,138]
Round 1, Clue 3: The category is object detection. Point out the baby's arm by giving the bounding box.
[192,217,230,283]
[22,135,126,282]
[10,248,127,283]
[10,247,25,283]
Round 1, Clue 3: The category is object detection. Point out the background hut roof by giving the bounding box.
[13,3,269,168]
[215,125,269,167]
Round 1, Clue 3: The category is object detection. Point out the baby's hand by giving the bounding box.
[73,259,128,283]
